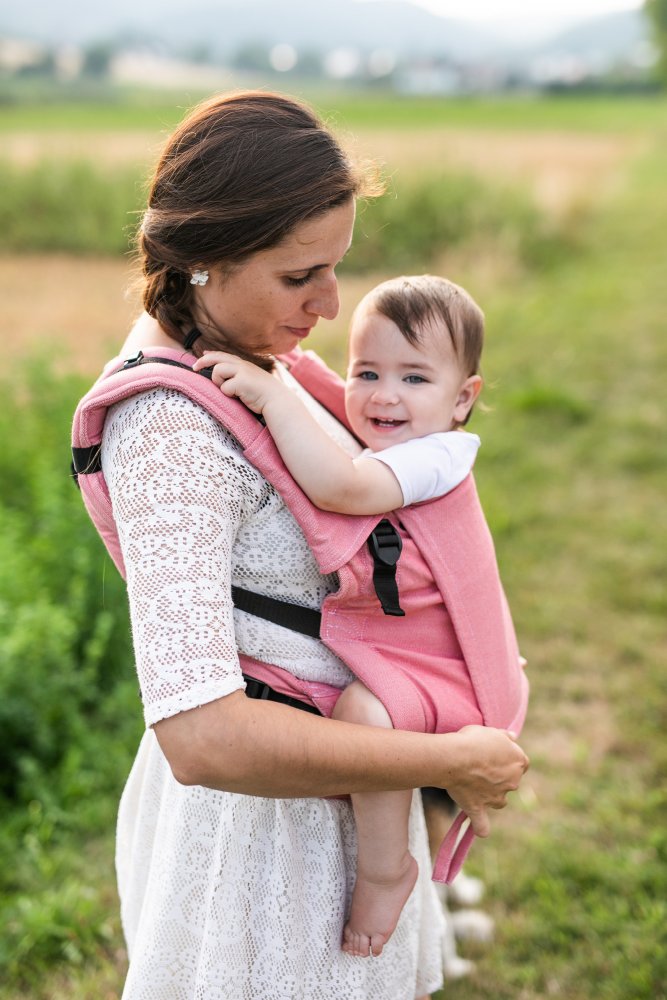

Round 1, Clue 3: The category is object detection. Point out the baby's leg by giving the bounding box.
[332,680,418,958]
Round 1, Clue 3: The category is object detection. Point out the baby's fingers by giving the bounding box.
[192,351,237,371]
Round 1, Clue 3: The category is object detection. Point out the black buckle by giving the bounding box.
[368,519,403,566]
[242,674,321,715]
[244,676,271,700]
[122,350,145,370]
[368,519,405,617]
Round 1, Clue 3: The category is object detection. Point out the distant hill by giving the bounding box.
[165,0,503,59]
[532,9,650,60]
[0,0,651,65]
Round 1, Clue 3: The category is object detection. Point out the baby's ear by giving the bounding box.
[454,375,483,424]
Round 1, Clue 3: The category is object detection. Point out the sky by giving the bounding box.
[357,0,645,42]
[401,0,644,19]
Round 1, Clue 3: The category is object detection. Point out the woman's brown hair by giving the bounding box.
[138,90,375,359]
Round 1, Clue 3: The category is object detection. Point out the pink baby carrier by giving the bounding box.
[72,346,528,883]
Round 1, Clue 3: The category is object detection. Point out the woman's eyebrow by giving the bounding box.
[283,242,354,273]
[294,263,326,273]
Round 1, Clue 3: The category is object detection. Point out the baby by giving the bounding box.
[195,275,485,959]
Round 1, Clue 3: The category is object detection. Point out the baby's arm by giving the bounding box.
[193,352,404,514]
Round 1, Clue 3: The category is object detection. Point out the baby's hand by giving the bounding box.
[193,352,280,415]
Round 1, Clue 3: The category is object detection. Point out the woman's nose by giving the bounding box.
[306,275,340,321]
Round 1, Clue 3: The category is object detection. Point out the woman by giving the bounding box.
[98,91,528,1000]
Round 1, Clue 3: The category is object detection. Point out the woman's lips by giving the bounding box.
[286,326,314,339]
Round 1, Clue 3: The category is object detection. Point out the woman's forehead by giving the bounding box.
[268,200,355,267]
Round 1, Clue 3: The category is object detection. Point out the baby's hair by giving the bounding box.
[363,274,484,378]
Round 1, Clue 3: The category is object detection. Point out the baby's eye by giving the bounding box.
[284,273,312,287]
[404,374,427,384]
[358,370,379,381]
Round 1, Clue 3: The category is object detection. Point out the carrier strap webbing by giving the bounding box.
[71,444,103,476]
[231,586,322,638]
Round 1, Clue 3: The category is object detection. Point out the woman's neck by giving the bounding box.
[119,312,182,357]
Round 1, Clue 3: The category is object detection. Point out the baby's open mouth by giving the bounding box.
[371,418,405,428]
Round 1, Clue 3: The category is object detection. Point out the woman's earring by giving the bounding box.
[190,269,209,286]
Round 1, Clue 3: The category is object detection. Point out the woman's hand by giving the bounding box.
[442,726,529,838]
[193,351,283,415]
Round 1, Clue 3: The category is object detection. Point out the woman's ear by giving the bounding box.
[453,375,483,424]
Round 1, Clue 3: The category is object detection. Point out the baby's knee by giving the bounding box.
[333,680,393,729]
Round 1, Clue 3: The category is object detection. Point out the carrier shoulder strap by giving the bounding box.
[72,347,402,618]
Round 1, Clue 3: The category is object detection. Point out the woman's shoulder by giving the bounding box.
[102,387,277,516]
[103,387,270,488]
[106,385,241,447]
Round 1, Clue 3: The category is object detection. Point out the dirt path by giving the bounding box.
[2,254,142,373]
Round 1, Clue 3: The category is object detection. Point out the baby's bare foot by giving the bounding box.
[342,853,419,958]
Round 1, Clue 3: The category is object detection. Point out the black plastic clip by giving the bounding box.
[368,519,405,617]
[122,350,145,370]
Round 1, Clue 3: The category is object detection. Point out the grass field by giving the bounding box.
[0,89,665,999]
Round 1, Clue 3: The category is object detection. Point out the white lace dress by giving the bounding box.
[102,365,445,1000]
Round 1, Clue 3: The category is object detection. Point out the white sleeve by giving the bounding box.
[101,387,261,725]
[367,431,480,506]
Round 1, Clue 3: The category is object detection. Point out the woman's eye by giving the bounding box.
[404,374,426,384]
[285,273,312,287]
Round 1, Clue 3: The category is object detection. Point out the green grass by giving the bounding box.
[426,131,667,1000]
[320,90,667,133]
[0,95,666,998]
[1,87,666,135]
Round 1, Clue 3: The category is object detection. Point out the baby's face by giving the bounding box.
[344,305,479,452]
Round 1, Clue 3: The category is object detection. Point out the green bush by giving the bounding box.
[0,157,577,270]
[0,362,141,985]
[0,361,140,802]
[0,159,145,254]
[0,359,141,947]
[347,170,575,274]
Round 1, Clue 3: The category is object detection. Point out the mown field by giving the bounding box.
[0,89,666,999]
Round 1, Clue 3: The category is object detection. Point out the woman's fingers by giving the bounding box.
[467,807,491,839]
[442,726,528,833]
[507,730,530,773]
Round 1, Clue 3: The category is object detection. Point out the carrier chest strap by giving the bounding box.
[232,520,403,636]
[231,586,322,638]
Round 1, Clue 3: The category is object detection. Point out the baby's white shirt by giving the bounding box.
[366,431,480,506]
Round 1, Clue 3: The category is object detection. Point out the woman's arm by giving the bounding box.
[194,351,404,513]
[154,694,528,838]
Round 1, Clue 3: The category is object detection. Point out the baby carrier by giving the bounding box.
[71,346,528,883]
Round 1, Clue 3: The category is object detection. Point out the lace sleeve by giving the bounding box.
[102,387,269,725]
